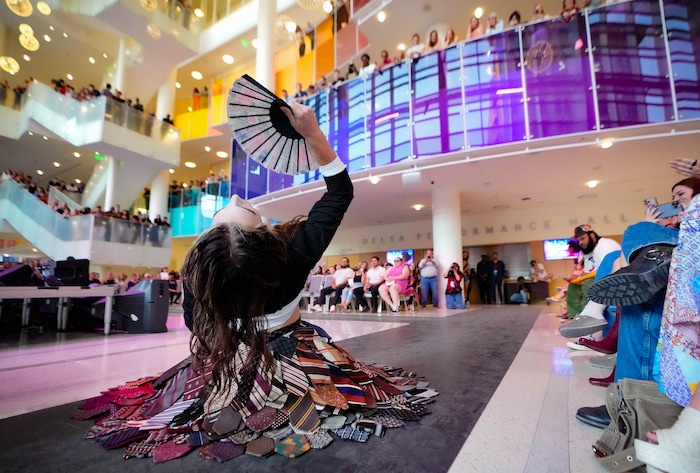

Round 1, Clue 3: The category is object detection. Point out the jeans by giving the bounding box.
[510,290,528,304]
[615,290,664,382]
[445,293,465,309]
[421,277,438,307]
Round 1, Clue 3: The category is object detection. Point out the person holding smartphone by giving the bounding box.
[418,249,440,308]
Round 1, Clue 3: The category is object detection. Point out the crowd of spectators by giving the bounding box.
[286,0,610,101]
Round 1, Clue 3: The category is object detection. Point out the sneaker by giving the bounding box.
[391,306,399,313]
[559,315,609,338]
[330,305,336,313]
[567,340,594,351]
[310,305,322,313]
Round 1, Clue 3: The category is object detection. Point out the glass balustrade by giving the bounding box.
[166,0,700,236]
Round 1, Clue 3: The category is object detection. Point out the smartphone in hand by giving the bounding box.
[655,201,682,218]
[644,197,658,209]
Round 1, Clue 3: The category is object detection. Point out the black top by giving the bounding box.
[183,169,354,331]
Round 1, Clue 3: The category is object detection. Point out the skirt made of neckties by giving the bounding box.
[73,320,437,462]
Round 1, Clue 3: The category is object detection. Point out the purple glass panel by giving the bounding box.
[461,30,527,147]
[411,44,467,155]
[229,140,248,199]
[365,61,411,167]
[522,16,595,137]
[245,157,268,200]
[590,0,674,127]
[327,78,367,172]
[664,0,700,120]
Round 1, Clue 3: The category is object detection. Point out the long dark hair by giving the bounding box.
[182,221,298,395]
[672,177,700,196]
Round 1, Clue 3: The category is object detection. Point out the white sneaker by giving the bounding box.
[310,305,322,313]
[330,305,336,313]
[566,340,594,351]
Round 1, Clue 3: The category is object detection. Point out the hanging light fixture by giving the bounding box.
[296,0,324,10]
[19,33,40,51]
[6,0,32,16]
[19,23,33,35]
[147,23,161,39]
[0,56,20,75]
[275,15,297,41]
[323,1,333,14]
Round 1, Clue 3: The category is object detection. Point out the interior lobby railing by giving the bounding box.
[167,0,699,237]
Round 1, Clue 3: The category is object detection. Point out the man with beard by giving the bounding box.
[559,225,621,338]
[311,257,354,313]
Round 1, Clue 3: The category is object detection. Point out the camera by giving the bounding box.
[447,269,455,277]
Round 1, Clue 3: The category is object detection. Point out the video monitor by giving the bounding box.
[543,239,577,261]
[53,259,91,286]
[386,249,414,264]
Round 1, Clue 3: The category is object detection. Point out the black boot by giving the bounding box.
[587,244,674,306]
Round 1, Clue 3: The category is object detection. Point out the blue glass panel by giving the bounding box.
[327,78,367,171]
[246,157,268,200]
[664,0,700,119]
[366,61,411,167]
[230,140,247,199]
[590,0,674,126]
[411,44,467,155]
[522,15,595,137]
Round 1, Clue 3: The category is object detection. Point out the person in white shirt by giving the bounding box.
[406,33,425,59]
[530,260,553,282]
[358,53,376,78]
[418,249,440,308]
[361,256,386,311]
[312,257,354,313]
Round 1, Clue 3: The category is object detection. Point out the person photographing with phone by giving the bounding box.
[418,249,440,308]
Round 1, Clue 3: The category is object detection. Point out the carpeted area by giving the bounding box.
[0,306,539,473]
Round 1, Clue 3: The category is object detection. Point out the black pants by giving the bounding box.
[479,278,492,304]
[319,284,346,307]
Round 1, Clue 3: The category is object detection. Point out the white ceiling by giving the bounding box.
[2,0,697,233]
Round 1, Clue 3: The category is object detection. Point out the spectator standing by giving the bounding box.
[444,263,466,309]
[476,254,492,304]
[406,33,424,59]
[418,249,440,308]
[490,252,506,304]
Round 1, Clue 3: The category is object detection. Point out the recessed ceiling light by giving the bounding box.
[49,25,54,31]
[73,152,80,157]
[251,38,259,49]
[216,151,228,158]
[184,161,197,168]
[23,54,30,61]
[169,168,175,174]
[182,183,188,188]
[63,32,68,38]
[53,161,60,167]
[601,140,613,149]
[222,54,234,64]
[369,176,380,184]
[474,7,484,19]
[204,146,211,152]
[67,73,73,80]
[75,179,81,183]
[43,34,51,42]
[377,11,386,22]
[32,248,38,252]
[191,70,202,80]
[397,43,406,51]
[413,204,423,211]
[586,180,599,188]
[36,169,44,175]
[43,135,48,140]
[28,131,33,135]
[187,106,192,112]
[175,82,181,89]
[194,8,204,18]
[88,56,95,64]
[323,0,333,14]
[103,53,108,59]
[37,1,51,15]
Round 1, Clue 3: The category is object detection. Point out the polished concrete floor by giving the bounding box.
[0,303,610,472]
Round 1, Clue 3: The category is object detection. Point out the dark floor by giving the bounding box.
[0,307,539,473]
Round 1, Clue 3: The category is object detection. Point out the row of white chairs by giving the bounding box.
[300,274,415,313]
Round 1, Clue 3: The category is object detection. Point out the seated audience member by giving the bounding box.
[379,256,410,312]
[509,10,522,26]
[88,272,101,285]
[484,12,504,35]
[126,273,140,290]
[510,276,530,304]
[311,257,354,313]
[423,30,442,54]
[358,53,376,78]
[340,261,367,311]
[445,263,466,309]
[361,256,386,312]
[530,260,553,282]
[466,16,485,39]
[444,29,458,46]
[375,50,393,72]
[406,33,425,59]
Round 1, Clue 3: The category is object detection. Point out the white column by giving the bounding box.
[156,69,177,119]
[149,170,170,220]
[431,187,463,308]
[103,156,117,210]
[114,36,126,92]
[256,0,276,89]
